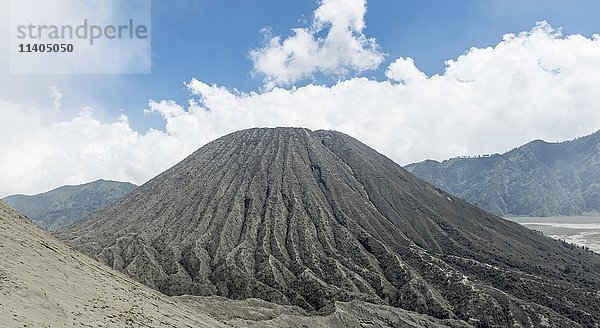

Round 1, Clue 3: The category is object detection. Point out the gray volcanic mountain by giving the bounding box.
[57,128,600,327]
[406,131,600,216]
[4,179,136,230]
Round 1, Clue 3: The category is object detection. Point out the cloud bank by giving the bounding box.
[2,22,600,197]
[250,0,384,87]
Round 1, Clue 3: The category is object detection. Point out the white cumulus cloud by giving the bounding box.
[48,87,63,111]
[1,22,600,198]
[385,58,427,84]
[250,0,384,87]
[0,102,191,197]
[162,22,600,164]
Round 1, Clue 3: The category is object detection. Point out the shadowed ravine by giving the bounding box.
[56,128,600,327]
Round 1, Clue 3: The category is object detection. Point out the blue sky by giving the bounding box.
[2,0,600,196]
[10,0,599,132]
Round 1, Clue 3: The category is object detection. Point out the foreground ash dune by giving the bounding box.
[57,127,600,327]
[178,295,469,328]
[0,200,227,328]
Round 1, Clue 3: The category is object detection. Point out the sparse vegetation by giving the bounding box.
[406,131,600,217]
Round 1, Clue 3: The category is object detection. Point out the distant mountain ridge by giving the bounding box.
[406,131,600,216]
[3,179,136,230]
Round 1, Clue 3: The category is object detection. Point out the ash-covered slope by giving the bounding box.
[4,179,136,230]
[0,200,468,328]
[0,200,228,328]
[406,131,600,216]
[57,128,600,327]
